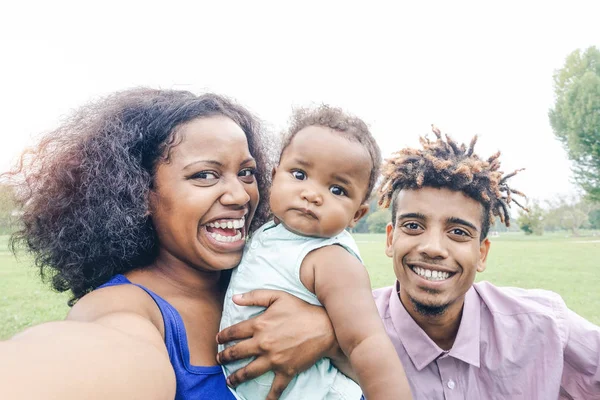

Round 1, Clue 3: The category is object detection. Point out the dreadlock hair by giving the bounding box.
[378,125,528,240]
[280,105,382,202]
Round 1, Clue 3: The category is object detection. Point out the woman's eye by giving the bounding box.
[330,186,347,196]
[192,171,218,180]
[238,168,256,182]
[292,170,306,180]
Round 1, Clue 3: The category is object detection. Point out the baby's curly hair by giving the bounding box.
[7,88,272,305]
[281,105,381,202]
[378,125,528,240]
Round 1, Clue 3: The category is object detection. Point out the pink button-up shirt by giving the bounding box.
[373,281,600,399]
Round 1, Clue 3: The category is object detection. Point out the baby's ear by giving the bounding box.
[271,166,278,180]
[348,203,370,227]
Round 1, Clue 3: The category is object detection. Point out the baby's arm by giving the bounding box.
[301,245,412,400]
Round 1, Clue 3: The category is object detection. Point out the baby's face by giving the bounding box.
[270,126,371,238]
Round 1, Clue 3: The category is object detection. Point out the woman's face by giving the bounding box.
[150,116,259,272]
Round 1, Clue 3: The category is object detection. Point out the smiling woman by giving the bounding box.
[0,88,339,400]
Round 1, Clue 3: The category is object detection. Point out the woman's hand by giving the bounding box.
[216,290,338,400]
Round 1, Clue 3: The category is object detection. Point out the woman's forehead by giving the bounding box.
[170,116,252,164]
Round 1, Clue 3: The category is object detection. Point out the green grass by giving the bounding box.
[1,232,599,339]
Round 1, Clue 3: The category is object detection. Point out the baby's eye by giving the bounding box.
[329,186,347,196]
[292,170,306,180]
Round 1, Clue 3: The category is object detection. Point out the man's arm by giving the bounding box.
[560,308,600,398]
[307,245,412,400]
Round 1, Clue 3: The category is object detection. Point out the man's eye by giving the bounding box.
[450,228,469,236]
[330,186,347,196]
[192,171,218,180]
[403,222,420,230]
[292,170,306,180]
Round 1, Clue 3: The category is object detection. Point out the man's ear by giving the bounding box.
[348,204,369,228]
[477,238,491,273]
[385,222,394,258]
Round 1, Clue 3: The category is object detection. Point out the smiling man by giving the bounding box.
[373,129,600,399]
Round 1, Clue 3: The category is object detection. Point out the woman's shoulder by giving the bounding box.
[67,277,165,337]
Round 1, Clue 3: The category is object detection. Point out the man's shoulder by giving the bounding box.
[473,281,567,317]
[372,285,395,300]
[372,285,395,317]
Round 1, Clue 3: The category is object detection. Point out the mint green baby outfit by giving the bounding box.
[219,221,363,400]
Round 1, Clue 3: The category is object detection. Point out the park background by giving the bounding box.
[1,0,599,338]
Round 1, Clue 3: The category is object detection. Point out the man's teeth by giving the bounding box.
[412,266,450,281]
[206,218,245,229]
[209,231,243,243]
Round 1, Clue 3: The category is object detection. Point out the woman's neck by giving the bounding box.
[131,252,225,299]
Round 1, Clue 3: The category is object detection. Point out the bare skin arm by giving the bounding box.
[216,289,350,400]
[0,287,176,400]
[302,245,412,399]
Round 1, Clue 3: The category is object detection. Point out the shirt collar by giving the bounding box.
[388,281,481,370]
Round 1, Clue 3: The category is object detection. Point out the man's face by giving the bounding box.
[385,187,491,317]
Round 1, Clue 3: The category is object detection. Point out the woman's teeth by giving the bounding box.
[411,266,450,281]
[206,218,245,229]
[205,217,246,243]
[209,231,243,243]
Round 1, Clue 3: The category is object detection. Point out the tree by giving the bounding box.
[516,200,545,236]
[589,208,600,229]
[549,46,600,201]
[545,195,597,236]
[0,184,18,235]
[589,209,600,230]
[351,197,380,233]
[366,209,391,233]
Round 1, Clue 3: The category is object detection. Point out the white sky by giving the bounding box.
[1,0,598,202]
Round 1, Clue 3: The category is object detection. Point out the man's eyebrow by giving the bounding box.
[397,212,427,221]
[447,217,479,232]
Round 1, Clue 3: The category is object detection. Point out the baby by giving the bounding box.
[220,106,410,400]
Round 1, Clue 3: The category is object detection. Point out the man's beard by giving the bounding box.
[409,296,448,316]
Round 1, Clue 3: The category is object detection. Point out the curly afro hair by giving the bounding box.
[7,88,273,305]
[378,125,528,240]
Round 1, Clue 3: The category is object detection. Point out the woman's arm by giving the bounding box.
[0,313,176,400]
[0,285,176,400]
[216,289,349,399]
[305,245,412,400]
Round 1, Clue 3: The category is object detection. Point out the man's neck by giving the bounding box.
[398,289,465,351]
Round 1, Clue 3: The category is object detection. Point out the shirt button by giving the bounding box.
[250,242,258,249]
[447,379,455,389]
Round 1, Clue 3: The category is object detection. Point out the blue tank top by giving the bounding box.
[99,274,236,400]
